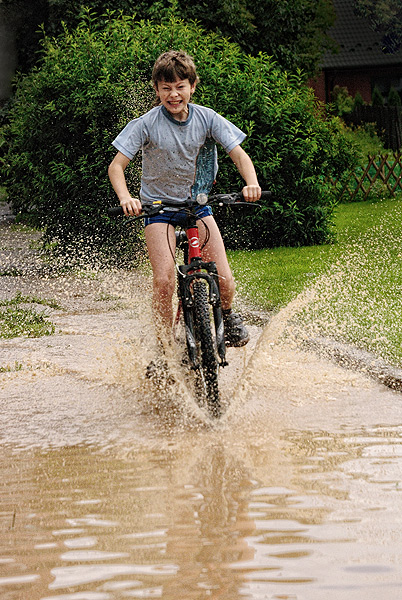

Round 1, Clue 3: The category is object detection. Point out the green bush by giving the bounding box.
[353,91,365,109]
[371,85,385,107]
[388,86,402,107]
[1,13,357,253]
[341,122,387,164]
[330,85,354,117]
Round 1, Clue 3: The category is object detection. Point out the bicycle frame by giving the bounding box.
[174,210,227,370]
[107,192,271,370]
[107,191,271,417]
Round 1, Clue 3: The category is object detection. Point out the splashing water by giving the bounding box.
[3,204,402,599]
[260,200,402,370]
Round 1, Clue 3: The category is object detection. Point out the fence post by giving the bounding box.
[330,153,402,201]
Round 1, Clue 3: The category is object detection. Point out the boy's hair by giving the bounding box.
[152,50,199,86]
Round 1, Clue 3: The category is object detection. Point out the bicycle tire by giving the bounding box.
[192,280,221,418]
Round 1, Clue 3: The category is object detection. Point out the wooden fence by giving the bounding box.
[330,153,402,201]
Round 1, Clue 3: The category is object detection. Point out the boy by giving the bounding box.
[108,50,261,347]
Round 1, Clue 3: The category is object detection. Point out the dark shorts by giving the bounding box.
[144,204,213,227]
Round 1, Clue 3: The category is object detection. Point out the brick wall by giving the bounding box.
[309,65,402,105]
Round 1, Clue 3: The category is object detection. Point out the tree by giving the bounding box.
[240,0,336,76]
[3,0,336,77]
[331,85,354,116]
[181,0,337,77]
[388,86,401,106]
[1,15,357,253]
[0,0,49,72]
[354,0,402,53]
[371,85,385,106]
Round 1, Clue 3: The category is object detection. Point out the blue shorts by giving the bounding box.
[144,205,213,227]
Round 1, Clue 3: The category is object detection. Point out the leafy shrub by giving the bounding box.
[330,85,354,117]
[2,13,153,260]
[340,122,387,164]
[353,91,365,108]
[1,13,357,253]
[388,86,402,107]
[371,85,385,107]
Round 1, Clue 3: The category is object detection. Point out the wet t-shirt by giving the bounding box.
[112,104,246,203]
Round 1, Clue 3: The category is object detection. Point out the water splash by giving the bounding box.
[245,201,402,370]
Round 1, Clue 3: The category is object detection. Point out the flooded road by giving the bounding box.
[1,215,402,599]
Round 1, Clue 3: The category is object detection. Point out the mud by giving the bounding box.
[1,201,402,600]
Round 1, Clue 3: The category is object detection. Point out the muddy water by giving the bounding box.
[1,221,402,598]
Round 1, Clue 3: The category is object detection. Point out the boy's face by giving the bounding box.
[154,77,196,121]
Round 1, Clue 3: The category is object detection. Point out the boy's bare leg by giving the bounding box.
[145,223,177,337]
[197,215,235,309]
[198,215,249,347]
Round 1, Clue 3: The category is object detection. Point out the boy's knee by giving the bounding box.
[220,272,235,293]
[153,272,175,297]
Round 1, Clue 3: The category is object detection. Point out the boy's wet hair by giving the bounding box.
[152,50,199,86]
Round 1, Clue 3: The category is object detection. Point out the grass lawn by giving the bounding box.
[229,195,402,367]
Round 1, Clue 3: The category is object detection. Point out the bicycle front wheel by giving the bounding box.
[193,279,221,418]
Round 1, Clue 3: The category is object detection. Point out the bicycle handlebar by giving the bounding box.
[107,191,272,218]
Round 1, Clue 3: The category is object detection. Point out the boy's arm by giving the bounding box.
[229,145,261,202]
[108,151,142,216]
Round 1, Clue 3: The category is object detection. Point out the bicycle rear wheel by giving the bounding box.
[192,279,221,418]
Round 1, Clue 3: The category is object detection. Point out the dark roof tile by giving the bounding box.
[323,0,402,68]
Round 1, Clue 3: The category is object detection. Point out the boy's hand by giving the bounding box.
[242,185,261,202]
[120,196,142,216]
[228,146,261,202]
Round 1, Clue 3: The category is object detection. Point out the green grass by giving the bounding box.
[0,293,60,339]
[230,244,327,310]
[0,361,23,373]
[229,197,400,310]
[229,195,402,367]
[0,292,62,310]
[0,307,55,339]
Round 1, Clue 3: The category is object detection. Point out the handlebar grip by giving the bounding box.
[237,190,272,202]
[108,191,272,217]
[108,206,124,216]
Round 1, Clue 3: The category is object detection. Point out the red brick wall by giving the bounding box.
[309,65,402,104]
[308,73,326,102]
[326,70,372,103]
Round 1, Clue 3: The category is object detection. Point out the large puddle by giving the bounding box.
[1,213,402,599]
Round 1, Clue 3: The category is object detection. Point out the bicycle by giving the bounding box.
[108,191,271,418]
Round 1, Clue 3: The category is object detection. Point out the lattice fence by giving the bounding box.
[330,153,402,201]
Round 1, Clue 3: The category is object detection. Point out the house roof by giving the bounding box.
[323,0,402,69]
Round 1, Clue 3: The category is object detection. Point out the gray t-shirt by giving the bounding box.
[112,103,246,203]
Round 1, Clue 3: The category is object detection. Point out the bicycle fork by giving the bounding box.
[175,227,227,369]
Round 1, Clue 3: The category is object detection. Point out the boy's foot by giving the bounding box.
[223,311,249,347]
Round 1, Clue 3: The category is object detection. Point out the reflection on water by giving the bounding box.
[1,263,402,599]
[1,415,402,599]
